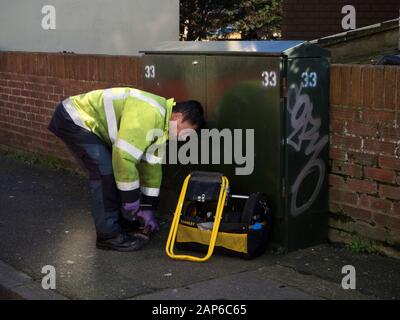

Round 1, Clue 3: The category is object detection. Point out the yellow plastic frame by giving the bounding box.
[165,174,229,262]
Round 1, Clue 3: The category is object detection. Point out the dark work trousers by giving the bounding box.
[48,103,122,238]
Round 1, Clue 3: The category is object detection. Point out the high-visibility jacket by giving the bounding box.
[62,87,175,204]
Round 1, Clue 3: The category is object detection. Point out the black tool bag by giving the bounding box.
[176,190,272,260]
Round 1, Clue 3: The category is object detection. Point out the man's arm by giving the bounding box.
[112,105,158,203]
[139,149,163,209]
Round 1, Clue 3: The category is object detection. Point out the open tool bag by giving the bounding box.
[166,171,272,261]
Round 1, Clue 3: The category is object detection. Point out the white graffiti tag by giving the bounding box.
[288,84,328,216]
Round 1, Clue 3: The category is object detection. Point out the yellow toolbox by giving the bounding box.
[166,171,272,262]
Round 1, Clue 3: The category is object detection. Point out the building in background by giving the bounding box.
[282,0,399,40]
[0,0,179,55]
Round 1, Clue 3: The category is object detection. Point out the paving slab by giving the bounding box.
[134,270,319,300]
[274,245,400,300]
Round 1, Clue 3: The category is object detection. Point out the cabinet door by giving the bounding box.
[141,55,207,211]
[142,54,206,105]
[286,57,330,250]
[205,56,285,247]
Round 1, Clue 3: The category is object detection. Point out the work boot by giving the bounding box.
[96,232,146,252]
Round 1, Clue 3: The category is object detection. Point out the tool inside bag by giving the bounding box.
[166,171,272,262]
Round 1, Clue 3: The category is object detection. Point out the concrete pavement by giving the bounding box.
[0,153,399,300]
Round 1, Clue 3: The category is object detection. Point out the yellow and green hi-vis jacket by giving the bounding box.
[62,87,175,203]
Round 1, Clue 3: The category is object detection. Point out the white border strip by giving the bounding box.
[141,186,160,197]
[62,99,90,130]
[131,91,165,117]
[116,180,140,191]
[103,89,120,144]
[142,152,163,164]
[115,139,143,160]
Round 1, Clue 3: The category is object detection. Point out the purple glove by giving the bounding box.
[122,200,140,219]
[135,209,159,234]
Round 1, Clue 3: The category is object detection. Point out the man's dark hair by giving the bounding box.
[173,100,205,129]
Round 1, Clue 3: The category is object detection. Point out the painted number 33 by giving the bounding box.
[261,71,277,87]
[301,71,318,88]
[144,65,156,79]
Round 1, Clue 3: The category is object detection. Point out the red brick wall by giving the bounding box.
[282,0,400,40]
[0,52,141,163]
[329,65,400,251]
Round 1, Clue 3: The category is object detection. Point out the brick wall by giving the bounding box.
[0,52,141,164]
[0,52,399,255]
[329,64,400,254]
[282,0,400,40]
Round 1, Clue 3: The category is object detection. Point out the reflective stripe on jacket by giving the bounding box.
[63,87,174,203]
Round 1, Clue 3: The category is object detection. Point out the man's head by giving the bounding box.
[170,100,205,140]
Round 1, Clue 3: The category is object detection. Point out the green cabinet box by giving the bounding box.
[141,41,331,252]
